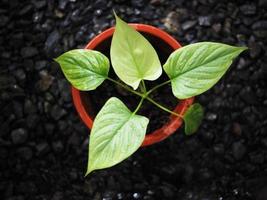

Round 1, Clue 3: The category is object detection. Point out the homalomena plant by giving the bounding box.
[55,13,247,176]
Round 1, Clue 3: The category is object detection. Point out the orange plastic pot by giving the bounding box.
[71,24,194,147]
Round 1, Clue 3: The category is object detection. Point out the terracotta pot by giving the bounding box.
[71,24,194,147]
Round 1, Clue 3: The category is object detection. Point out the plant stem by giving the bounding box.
[107,77,182,118]
[147,79,171,95]
[107,77,143,98]
[146,96,183,118]
[141,80,147,93]
[133,97,145,114]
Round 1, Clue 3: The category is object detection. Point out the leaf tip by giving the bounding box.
[238,46,248,52]
[85,169,92,177]
[53,57,59,63]
[112,9,117,18]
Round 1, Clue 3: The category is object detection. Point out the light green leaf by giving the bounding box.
[183,103,204,135]
[55,49,109,91]
[110,14,162,90]
[86,97,149,175]
[163,42,247,99]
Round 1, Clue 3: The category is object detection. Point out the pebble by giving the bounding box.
[17,147,33,160]
[259,0,267,7]
[35,60,47,70]
[45,30,60,54]
[58,0,68,10]
[213,144,225,155]
[33,1,46,9]
[52,141,64,153]
[20,47,38,58]
[232,141,247,160]
[50,105,67,120]
[240,4,256,15]
[24,99,37,114]
[249,152,265,164]
[11,128,28,144]
[252,21,267,38]
[182,20,197,31]
[163,11,179,32]
[36,70,54,91]
[198,16,211,26]
[36,143,50,156]
[0,15,9,27]
[248,41,261,58]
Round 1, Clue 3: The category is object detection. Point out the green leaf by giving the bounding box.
[163,42,247,99]
[55,49,109,91]
[110,14,162,90]
[183,103,204,135]
[86,97,149,175]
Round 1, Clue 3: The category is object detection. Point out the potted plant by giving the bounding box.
[55,13,246,176]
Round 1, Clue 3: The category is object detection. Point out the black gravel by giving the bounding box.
[1,0,267,200]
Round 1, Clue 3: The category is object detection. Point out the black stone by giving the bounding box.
[20,47,38,58]
[36,143,50,156]
[58,0,68,10]
[33,1,47,9]
[35,60,47,70]
[11,128,28,144]
[232,141,247,160]
[18,5,33,16]
[249,152,265,164]
[198,16,212,26]
[52,141,64,153]
[259,0,267,7]
[182,20,197,31]
[17,147,33,161]
[240,5,256,16]
[0,15,9,27]
[248,41,261,58]
[200,131,214,145]
[50,105,67,120]
[24,99,37,114]
[45,30,60,54]
[252,21,267,38]
[213,144,225,155]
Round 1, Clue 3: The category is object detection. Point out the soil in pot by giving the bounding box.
[79,32,179,134]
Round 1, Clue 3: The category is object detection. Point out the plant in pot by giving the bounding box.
[55,13,247,176]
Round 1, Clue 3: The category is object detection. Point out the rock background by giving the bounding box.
[0,0,267,199]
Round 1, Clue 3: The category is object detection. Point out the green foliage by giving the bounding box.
[55,13,247,176]
[110,13,162,90]
[86,97,148,175]
[55,49,109,91]
[163,42,247,99]
[183,103,204,135]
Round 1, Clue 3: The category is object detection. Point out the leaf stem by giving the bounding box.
[107,77,143,98]
[107,77,182,118]
[146,96,183,118]
[147,79,171,95]
[141,80,147,93]
[133,97,145,114]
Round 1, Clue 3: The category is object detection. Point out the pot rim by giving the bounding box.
[71,23,194,147]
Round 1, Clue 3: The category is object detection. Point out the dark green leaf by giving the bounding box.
[183,103,204,135]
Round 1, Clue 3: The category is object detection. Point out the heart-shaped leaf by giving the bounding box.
[163,42,247,99]
[55,49,109,91]
[183,103,204,135]
[86,97,149,175]
[110,14,162,90]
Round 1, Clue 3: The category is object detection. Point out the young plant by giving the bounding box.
[55,13,247,175]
